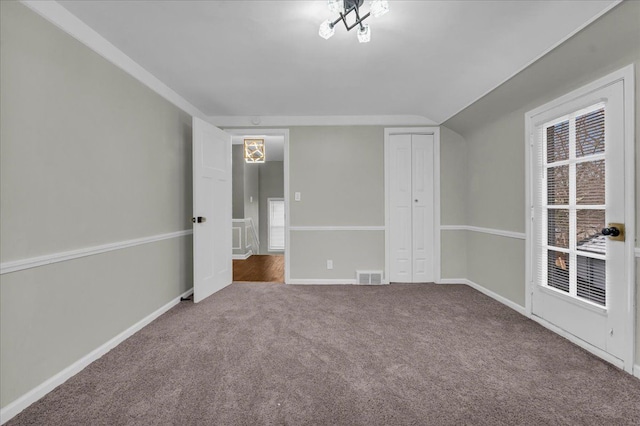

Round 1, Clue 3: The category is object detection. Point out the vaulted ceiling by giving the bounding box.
[57,0,618,124]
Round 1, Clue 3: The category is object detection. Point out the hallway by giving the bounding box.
[233,255,284,283]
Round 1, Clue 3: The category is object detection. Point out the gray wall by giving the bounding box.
[290,127,385,227]
[244,162,260,240]
[258,162,284,254]
[232,145,245,218]
[231,145,260,239]
[443,0,640,362]
[0,2,193,408]
[287,125,466,281]
[440,127,468,279]
[288,126,385,280]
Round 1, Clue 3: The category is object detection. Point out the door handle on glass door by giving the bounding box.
[602,223,624,241]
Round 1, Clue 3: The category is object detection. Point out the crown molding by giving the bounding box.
[210,115,437,128]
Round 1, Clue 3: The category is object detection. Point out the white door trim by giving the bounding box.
[224,128,290,283]
[524,64,635,373]
[384,127,441,284]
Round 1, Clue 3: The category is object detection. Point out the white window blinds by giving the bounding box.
[535,103,607,307]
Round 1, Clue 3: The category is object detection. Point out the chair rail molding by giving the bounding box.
[0,230,193,275]
[289,226,385,231]
[440,225,525,240]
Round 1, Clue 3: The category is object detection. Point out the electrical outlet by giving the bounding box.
[327,260,333,270]
[295,192,301,201]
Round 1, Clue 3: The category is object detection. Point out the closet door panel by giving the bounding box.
[389,134,413,282]
[412,134,435,283]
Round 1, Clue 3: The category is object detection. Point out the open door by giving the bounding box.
[192,117,232,303]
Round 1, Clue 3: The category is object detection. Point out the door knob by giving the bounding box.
[192,216,206,223]
[601,223,624,241]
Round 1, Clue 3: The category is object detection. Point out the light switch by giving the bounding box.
[326,260,333,270]
[250,196,253,203]
[294,192,301,201]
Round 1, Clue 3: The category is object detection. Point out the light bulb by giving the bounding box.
[357,24,371,43]
[327,0,345,14]
[370,0,389,18]
[319,19,335,39]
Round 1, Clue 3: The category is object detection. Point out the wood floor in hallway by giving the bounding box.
[233,255,284,283]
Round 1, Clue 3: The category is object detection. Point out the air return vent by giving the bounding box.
[356,270,385,285]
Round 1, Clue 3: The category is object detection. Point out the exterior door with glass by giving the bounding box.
[529,79,629,367]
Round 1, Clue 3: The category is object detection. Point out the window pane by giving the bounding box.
[548,250,569,293]
[577,210,605,254]
[577,256,606,306]
[548,209,569,249]
[269,200,285,251]
[547,165,569,205]
[576,108,605,157]
[576,160,605,205]
[546,121,569,163]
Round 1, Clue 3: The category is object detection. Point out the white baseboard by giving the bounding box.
[287,279,357,285]
[437,278,467,285]
[0,288,193,425]
[446,278,527,316]
[454,279,636,375]
[232,251,252,260]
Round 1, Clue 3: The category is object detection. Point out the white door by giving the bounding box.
[530,80,629,365]
[387,133,435,283]
[192,117,232,303]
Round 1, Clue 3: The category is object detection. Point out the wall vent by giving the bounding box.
[356,270,385,285]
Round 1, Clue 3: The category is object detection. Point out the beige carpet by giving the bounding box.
[8,283,640,425]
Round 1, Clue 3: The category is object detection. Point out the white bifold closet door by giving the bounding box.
[388,133,435,283]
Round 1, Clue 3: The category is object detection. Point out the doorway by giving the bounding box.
[227,129,289,283]
[525,66,635,372]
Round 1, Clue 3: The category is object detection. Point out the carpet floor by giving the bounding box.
[8,283,640,425]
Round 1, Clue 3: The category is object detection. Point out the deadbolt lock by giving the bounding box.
[602,223,624,242]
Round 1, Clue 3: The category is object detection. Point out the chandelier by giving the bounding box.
[319,0,390,43]
[244,139,265,163]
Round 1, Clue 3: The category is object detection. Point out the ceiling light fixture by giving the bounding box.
[319,0,389,43]
[244,139,265,163]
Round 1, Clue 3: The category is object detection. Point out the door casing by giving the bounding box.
[225,128,291,283]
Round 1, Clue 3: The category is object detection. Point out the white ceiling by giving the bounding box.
[57,0,618,124]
